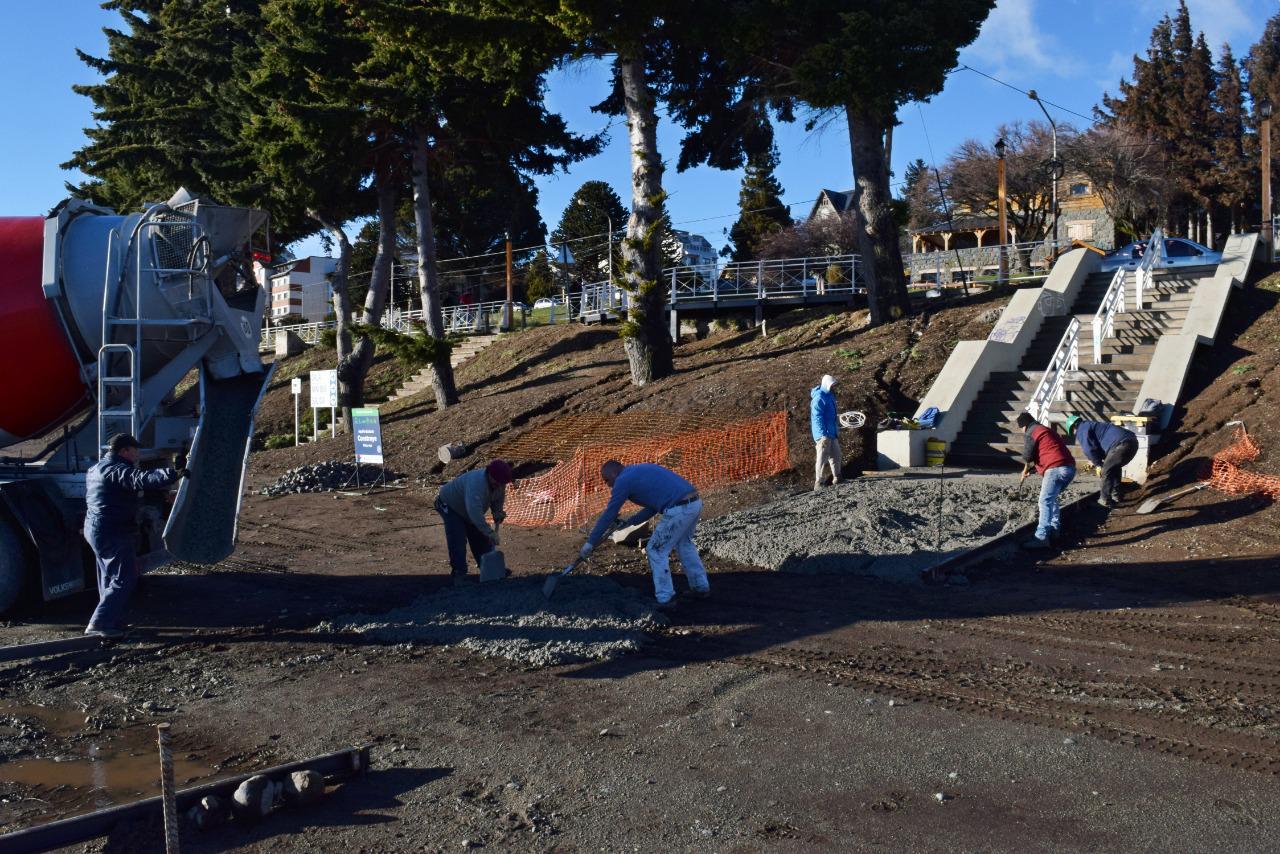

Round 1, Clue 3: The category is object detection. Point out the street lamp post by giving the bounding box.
[995,136,1008,285]
[1028,90,1062,252]
[1262,100,1274,257]
[503,230,513,330]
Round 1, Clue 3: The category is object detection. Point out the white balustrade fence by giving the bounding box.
[1026,316,1080,424]
[1092,267,1127,364]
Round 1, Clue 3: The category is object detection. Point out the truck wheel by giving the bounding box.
[0,514,29,615]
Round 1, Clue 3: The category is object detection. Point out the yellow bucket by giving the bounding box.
[925,438,946,467]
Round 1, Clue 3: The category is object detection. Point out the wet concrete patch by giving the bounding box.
[318,576,667,666]
[698,473,1078,583]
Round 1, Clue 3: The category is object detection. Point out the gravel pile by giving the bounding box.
[698,474,1080,583]
[260,461,401,496]
[317,576,666,666]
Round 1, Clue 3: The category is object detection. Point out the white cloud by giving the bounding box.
[964,0,1082,78]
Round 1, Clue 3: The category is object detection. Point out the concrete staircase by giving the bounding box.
[947,266,1212,468]
[386,333,503,403]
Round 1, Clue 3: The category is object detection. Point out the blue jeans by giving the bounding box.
[1037,466,1076,540]
[84,518,138,631]
[435,498,492,577]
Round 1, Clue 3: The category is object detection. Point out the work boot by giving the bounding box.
[1021,536,1052,551]
[813,482,822,493]
[84,625,125,640]
[689,587,711,601]
[655,596,681,612]
[1097,496,1116,509]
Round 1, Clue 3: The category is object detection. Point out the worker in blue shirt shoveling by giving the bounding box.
[1065,415,1139,508]
[578,461,710,610]
[83,433,188,639]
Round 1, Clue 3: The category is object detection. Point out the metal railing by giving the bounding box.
[1026,316,1080,423]
[667,254,864,303]
[1092,266,1126,364]
[1134,227,1164,309]
[908,238,1077,286]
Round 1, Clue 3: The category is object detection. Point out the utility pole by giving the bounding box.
[1263,101,1274,258]
[504,231,513,331]
[1028,90,1061,252]
[996,136,1008,285]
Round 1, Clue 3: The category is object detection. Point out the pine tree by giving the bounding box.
[900,158,944,230]
[523,250,556,303]
[550,180,628,284]
[1246,12,1280,111]
[724,144,792,262]
[1215,45,1252,236]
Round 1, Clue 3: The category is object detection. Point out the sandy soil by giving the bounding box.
[1,286,1279,851]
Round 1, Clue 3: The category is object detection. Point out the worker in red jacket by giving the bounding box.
[1017,412,1076,550]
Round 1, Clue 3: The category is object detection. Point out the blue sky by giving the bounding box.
[1,0,1274,259]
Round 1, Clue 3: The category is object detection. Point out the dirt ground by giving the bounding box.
[3,286,1280,852]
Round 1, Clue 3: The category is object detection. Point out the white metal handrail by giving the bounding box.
[1134,227,1164,309]
[1091,266,1126,364]
[1026,316,1080,423]
[667,254,863,303]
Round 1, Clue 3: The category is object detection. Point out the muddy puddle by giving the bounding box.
[0,699,222,829]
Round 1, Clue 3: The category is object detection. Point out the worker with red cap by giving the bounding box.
[435,460,513,585]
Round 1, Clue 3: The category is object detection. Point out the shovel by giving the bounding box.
[542,556,586,599]
[1136,482,1209,515]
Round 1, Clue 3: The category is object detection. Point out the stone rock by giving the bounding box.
[232,775,277,821]
[189,795,230,830]
[284,769,325,806]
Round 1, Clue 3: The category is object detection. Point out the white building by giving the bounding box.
[268,256,337,324]
[672,230,716,268]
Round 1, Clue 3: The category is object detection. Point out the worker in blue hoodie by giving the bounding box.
[1066,415,1138,508]
[810,373,841,491]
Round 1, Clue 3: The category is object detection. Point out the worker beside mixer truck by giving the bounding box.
[83,433,189,638]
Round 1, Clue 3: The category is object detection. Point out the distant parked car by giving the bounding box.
[533,298,556,309]
[1099,237,1220,272]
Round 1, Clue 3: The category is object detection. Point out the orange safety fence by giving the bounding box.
[1206,426,1280,498]
[501,411,790,529]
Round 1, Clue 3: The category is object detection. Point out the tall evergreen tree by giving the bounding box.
[1246,12,1280,111]
[550,180,628,284]
[900,158,944,230]
[724,144,792,262]
[1215,45,1252,236]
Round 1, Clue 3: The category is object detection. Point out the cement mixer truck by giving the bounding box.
[0,189,275,614]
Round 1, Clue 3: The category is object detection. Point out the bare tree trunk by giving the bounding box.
[617,54,673,386]
[348,152,398,418]
[411,124,458,407]
[845,105,909,325]
[309,209,356,429]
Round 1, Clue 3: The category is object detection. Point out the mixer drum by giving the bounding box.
[0,217,88,447]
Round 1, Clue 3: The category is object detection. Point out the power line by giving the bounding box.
[955,64,1098,126]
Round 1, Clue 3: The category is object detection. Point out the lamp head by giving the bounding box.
[994,137,1007,158]
[1262,100,1274,120]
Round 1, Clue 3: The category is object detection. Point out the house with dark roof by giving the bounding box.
[807,189,855,222]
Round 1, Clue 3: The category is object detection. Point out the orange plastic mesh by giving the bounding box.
[500,411,790,528]
[1206,426,1280,498]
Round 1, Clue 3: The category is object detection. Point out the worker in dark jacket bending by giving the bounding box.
[83,433,187,638]
[1066,416,1138,508]
[1017,412,1076,550]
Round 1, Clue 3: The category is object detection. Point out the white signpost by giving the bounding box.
[309,369,338,440]
[291,377,303,446]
